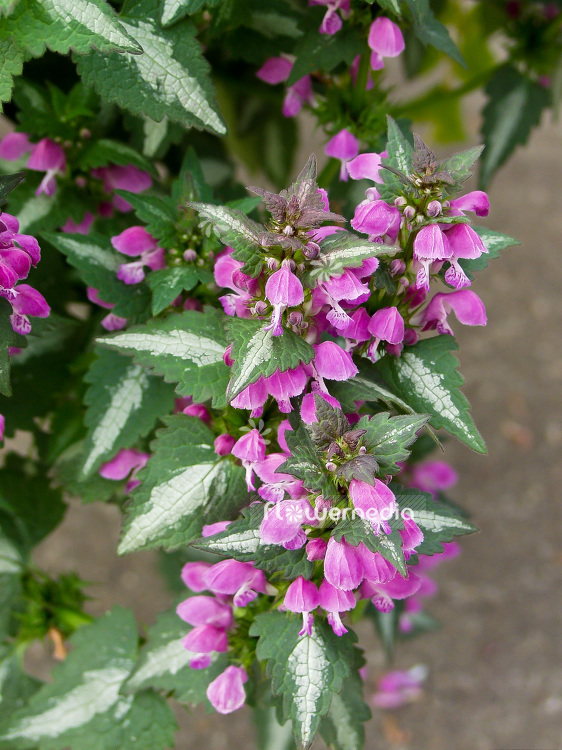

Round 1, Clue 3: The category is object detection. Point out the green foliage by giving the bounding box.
[250,611,361,750]
[358,412,429,475]
[118,415,247,553]
[97,307,230,407]
[303,232,398,286]
[226,317,315,400]
[376,335,486,453]
[76,0,225,135]
[0,607,177,750]
[81,348,175,477]
[462,226,519,277]
[319,670,371,750]
[147,265,211,315]
[332,519,407,576]
[480,65,550,187]
[405,0,466,68]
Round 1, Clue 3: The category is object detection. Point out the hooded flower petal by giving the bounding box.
[324,537,364,591]
[368,307,405,344]
[420,290,487,335]
[368,17,405,58]
[206,666,248,715]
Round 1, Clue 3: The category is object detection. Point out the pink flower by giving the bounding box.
[260,498,314,545]
[324,537,364,591]
[300,391,341,424]
[351,199,401,241]
[61,212,95,235]
[214,433,236,456]
[284,577,320,636]
[368,17,405,70]
[99,448,149,493]
[9,284,50,335]
[256,57,314,117]
[181,561,212,592]
[309,0,350,35]
[372,666,427,709]
[111,226,165,284]
[86,287,127,331]
[306,537,327,561]
[361,570,422,612]
[265,366,308,413]
[449,190,489,217]
[232,429,267,490]
[92,165,152,212]
[230,378,268,418]
[319,580,355,635]
[264,264,304,336]
[419,289,487,335]
[203,560,268,607]
[0,414,4,442]
[206,666,248,715]
[325,129,359,181]
[349,479,397,535]
[347,151,388,182]
[0,132,31,161]
[443,224,488,289]
[177,596,233,629]
[182,624,228,654]
[413,224,452,291]
[410,460,458,496]
[313,341,358,385]
[368,307,405,346]
[27,138,66,196]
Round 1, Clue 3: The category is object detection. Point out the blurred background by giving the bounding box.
[19,97,562,750]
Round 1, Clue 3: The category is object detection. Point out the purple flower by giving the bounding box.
[359,547,397,584]
[372,666,427,709]
[300,390,341,424]
[319,580,355,635]
[309,0,350,35]
[256,57,314,117]
[368,307,405,346]
[324,537,364,591]
[202,521,231,537]
[86,287,127,331]
[410,460,458,496]
[306,537,327,561]
[254,452,304,503]
[399,516,424,552]
[361,570,422,612]
[449,190,489,217]
[99,448,149,493]
[284,576,320,636]
[260,498,314,545]
[368,17,405,70]
[111,226,165,284]
[325,129,359,181]
[443,224,488,289]
[27,138,66,196]
[349,479,397,535]
[0,132,31,161]
[419,289,487,335]
[230,378,268,418]
[181,561,212,592]
[181,624,228,654]
[8,284,50,335]
[265,366,308,413]
[232,429,266,490]
[347,150,388,182]
[183,402,211,422]
[214,433,236,456]
[92,165,152,212]
[264,264,304,336]
[203,559,268,607]
[206,666,248,715]
[351,199,401,241]
[313,341,358,386]
[177,596,233,629]
[61,212,95,235]
[0,247,31,289]
[413,224,452,291]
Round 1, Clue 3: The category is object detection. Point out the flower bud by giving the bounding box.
[254,300,268,315]
[281,258,296,271]
[325,461,337,472]
[403,205,415,220]
[287,310,303,327]
[214,433,236,456]
[306,538,328,561]
[266,257,280,271]
[389,259,406,276]
[223,345,234,367]
[426,200,442,217]
[303,241,320,259]
[394,196,407,207]
[404,328,418,346]
[183,248,197,262]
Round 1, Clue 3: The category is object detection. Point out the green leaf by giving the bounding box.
[438,145,483,186]
[0,467,66,553]
[376,0,401,13]
[319,670,371,750]
[376,335,486,453]
[226,317,314,401]
[160,0,209,26]
[288,27,365,86]
[405,0,466,67]
[195,505,314,580]
[479,65,550,188]
[0,607,177,750]
[4,0,143,57]
[0,172,25,204]
[0,649,42,724]
[81,348,175,477]
[147,265,208,315]
[357,412,429,474]
[76,0,225,135]
[114,190,178,249]
[97,308,230,408]
[330,357,418,414]
[190,202,265,277]
[6,177,82,235]
[303,232,397,285]
[125,608,228,708]
[0,533,23,639]
[395,488,478,555]
[54,442,124,504]
[118,415,246,554]
[460,226,519,277]
[0,37,24,103]
[379,116,415,200]
[75,139,157,175]
[280,420,340,503]
[250,611,358,749]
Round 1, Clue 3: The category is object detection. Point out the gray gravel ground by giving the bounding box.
[29,114,562,750]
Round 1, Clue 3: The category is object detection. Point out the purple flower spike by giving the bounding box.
[284,576,320,636]
[325,129,359,181]
[27,138,66,196]
[368,17,405,70]
[313,341,358,383]
[319,580,355,636]
[176,596,233,629]
[324,537,364,591]
[264,265,304,336]
[351,199,401,241]
[368,307,405,345]
[413,224,451,291]
[420,290,487,335]
[206,666,248,715]
[181,624,228,654]
[0,132,31,161]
